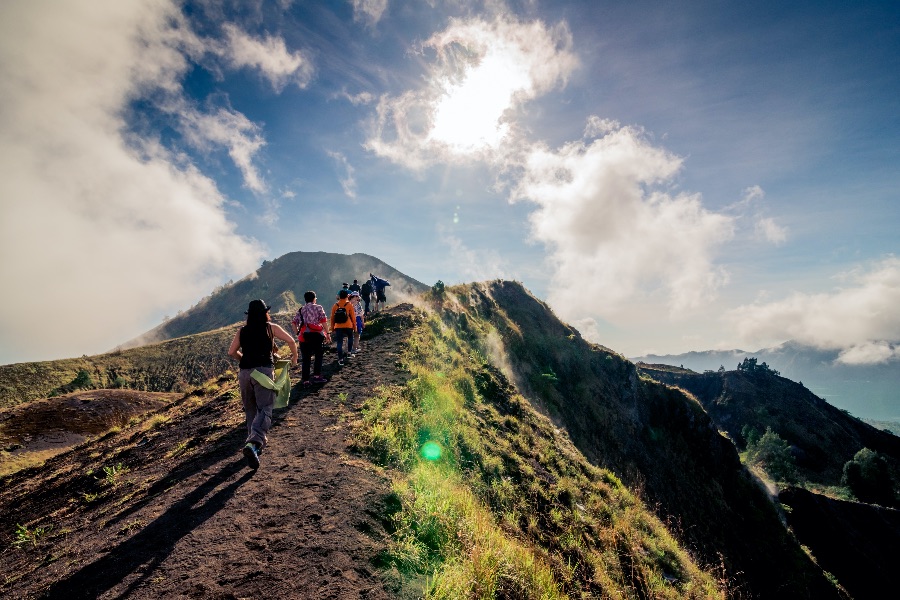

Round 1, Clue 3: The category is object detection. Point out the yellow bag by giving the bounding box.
[250,359,292,408]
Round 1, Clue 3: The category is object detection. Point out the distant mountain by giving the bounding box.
[636,362,900,489]
[633,341,900,422]
[121,251,430,348]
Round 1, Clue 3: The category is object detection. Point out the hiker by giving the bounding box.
[296,291,331,385]
[228,299,298,469]
[330,289,357,365]
[360,278,373,315]
[349,290,364,353]
[349,279,361,294]
[370,273,390,311]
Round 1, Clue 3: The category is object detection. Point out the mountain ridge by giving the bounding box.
[0,255,884,597]
[633,342,900,422]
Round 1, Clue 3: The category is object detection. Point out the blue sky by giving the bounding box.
[1,0,898,367]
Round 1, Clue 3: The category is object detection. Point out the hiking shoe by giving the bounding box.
[337,358,344,366]
[243,443,260,469]
[311,375,328,384]
[302,380,311,387]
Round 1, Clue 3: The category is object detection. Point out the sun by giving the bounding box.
[428,47,530,152]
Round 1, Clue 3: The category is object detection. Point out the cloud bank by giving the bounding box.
[512,122,735,319]
[729,257,900,363]
[0,0,269,363]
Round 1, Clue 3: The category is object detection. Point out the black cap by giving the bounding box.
[245,299,271,314]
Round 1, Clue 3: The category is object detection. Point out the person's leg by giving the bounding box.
[238,369,256,438]
[334,328,347,360]
[246,368,275,451]
[313,338,324,375]
[300,340,313,381]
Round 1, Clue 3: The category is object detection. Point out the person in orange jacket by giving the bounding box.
[330,289,357,365]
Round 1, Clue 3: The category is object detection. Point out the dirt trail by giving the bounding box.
[0,306,420,599]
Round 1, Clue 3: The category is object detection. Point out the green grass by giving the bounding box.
[0,448,62,479]
[354,312,724,599]
[0,326,237,410]
[12,523,53,548]
[103,462,129,487]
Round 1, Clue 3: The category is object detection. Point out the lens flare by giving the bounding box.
[420,441,442,461]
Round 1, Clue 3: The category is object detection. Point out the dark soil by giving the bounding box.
[0,305,422,599]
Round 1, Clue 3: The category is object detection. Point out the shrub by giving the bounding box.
[745,427,798,484]
[71,369,94,389]
[842,448,896,506]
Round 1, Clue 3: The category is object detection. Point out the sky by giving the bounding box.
[1,0,898,368]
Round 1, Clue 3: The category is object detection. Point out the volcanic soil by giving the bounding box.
[0,305,422,599]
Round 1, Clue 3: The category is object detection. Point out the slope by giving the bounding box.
[0,308,418,599]
[436,281,844,599]
[0,326,237,411]
[635,363,900,489]
[1,303,731,599]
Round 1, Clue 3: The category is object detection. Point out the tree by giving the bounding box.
[842,448,896,506]
[745,427,798,484]
[737,357,780,376]
[71,369,93,390]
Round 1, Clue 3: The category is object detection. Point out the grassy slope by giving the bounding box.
[0,312,309,411]
[437,281,843,599]
[355,309,725,598]
[0,327,236,410]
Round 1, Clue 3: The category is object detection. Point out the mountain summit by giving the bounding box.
[124,251,430,348]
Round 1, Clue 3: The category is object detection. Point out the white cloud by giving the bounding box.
[337,89,375,105]
[350,0,388,28]
[729,257,900,362]
[327,150,357,199]
[741,184,765,205]
[512,122,734,319]
[175,101,268,194]
[837,341,900,365]
[732,185,788,245]
[442,233,510,282]
[220,23,313,92]
[755,216,788,245]
[366,16,577,168]
[583,116,620,138]
[0,0,263,363]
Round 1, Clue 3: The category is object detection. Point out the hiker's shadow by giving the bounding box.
[42,459,252,600]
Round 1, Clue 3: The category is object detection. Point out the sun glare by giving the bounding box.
[429,49,530,152]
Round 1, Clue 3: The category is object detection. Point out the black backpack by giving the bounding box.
[333,302,349,324]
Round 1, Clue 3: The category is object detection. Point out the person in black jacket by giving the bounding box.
[360,278,373,315]
[228,299,297,469]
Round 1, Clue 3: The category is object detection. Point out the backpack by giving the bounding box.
[333,302,350,324]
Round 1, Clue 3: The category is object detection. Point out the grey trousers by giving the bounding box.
[238,367,275,450]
